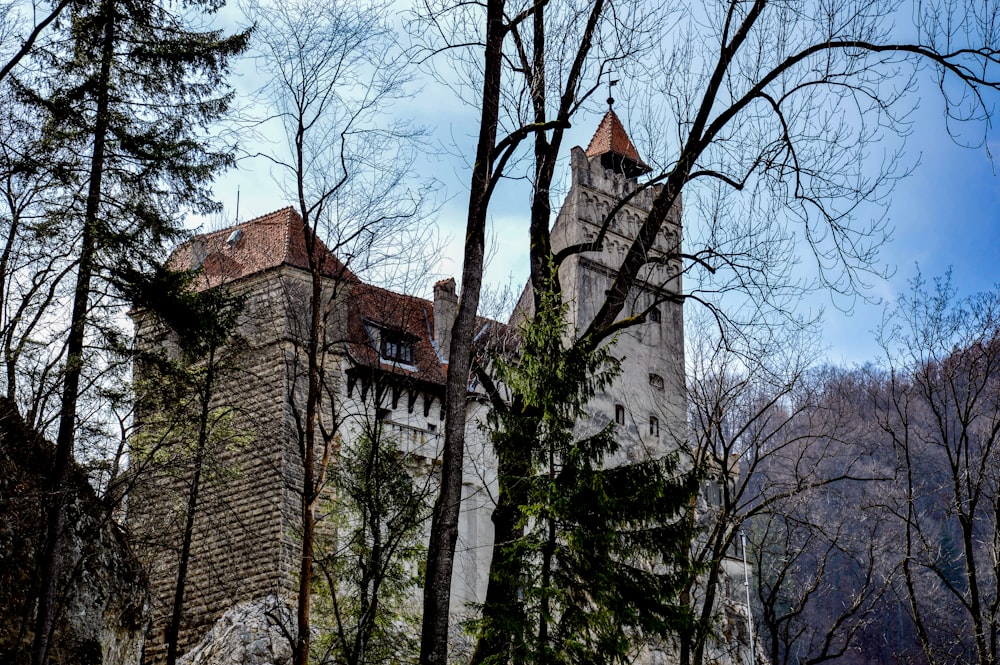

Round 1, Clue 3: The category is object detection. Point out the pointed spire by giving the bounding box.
[585,109,651,179]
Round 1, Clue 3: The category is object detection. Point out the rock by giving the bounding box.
[0,397,148,665]
[178,596,293,665]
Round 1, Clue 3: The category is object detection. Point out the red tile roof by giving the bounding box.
[170,207,356,288]
[344,281,514,388]
[171,208,514,390]
[584,109,650,173]
[346,282,447,385]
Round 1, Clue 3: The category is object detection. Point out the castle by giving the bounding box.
[131,111,686,663]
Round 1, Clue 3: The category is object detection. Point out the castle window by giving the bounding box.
[649,416,659,437]
[649,373,664,390]
[615,404,625,425]
[703,479,723,507]
[649,307,660,323]
[380,330,415,364]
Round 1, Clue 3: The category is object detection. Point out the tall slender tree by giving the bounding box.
[880,275,1000,665]
[246,1,433,661]
[12,2,249,662]
[123,271,246,665]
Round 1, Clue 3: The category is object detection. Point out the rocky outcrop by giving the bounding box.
[178,596,293,665]
[0,397,148,665]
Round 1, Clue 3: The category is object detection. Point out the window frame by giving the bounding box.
[649,373,664,390]
[615,404,626,425]
[380,329,416,364]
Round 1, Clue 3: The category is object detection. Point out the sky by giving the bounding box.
[194,4,1000,370]
[818,99,1000,366]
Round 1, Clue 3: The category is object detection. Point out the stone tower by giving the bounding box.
[521,107,685,453]
[130,208,499,663]
[129,209,352,663]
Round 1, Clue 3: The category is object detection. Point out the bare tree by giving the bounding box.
[0,0,73,83]
[683,313,891,665]
[746,365,898,665]
[246,1,434,661]
[414,2,664,659]
[412,0,1000,660]
[0,86,75,429]
[879,274,1000,665]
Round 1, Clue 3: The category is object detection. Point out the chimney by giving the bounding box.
[433,278,458,363]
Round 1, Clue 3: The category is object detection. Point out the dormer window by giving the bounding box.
[380,329,415,364]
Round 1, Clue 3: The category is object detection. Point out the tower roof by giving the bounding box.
[584,109,651,178]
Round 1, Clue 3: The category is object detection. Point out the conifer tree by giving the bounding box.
[13,1,249,662]
[470,271,698,665]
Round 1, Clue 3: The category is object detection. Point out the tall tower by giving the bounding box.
[550,108,684,456]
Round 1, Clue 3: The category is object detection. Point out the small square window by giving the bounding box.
[381,330,415,364]
[649,416,659,437]
[649,307,661,323]
[615,404,625,425]
[649,373,664,390]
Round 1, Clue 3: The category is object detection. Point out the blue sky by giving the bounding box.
[198,7,1000,370]
[818,99,1000,365]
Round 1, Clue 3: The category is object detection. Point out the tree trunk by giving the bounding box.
[294,254,324,665]
[468,404,532,665]
[165,352,217,665]
[31,3,115,662]
[419,3,504,664]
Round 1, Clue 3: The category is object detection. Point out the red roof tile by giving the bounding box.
[344,282,514,386]
[584,109,650,173]
[345,282,447,385]
[170,207,356,288]
[171,208,514,391]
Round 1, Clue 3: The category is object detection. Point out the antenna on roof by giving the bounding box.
[607,72,619,109]
[235,186,241,224]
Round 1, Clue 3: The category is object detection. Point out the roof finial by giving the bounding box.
[607,72,619,109]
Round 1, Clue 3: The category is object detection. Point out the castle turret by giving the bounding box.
[584,108,651,179]
[551,110,684,460]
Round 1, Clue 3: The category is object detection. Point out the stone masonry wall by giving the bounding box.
[132,268,305,664]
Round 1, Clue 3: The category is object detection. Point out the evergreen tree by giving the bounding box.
[12,1,249,662]
[470,271,698,665]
